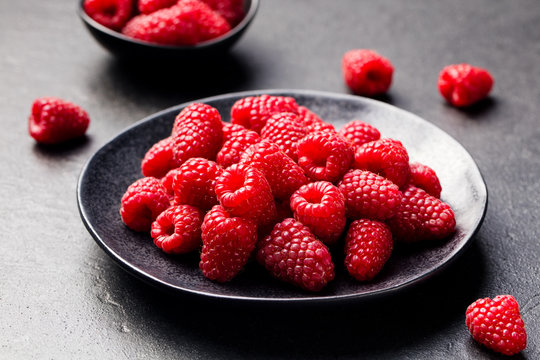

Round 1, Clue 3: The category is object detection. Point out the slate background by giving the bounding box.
[1,0,539,359]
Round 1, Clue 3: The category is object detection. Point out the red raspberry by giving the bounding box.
[120,177,170,232]
[138,0,177,14]
[297,131,354,183]
[344,219,393,281]
[141,137,175,178]
[240,140,308,200]
[257,218,335,292]
[216,128,260,168]
[161,167,181,200]
[83,0,133,31]
[408,162,442,198]
[201,0,245,27]
[297,106,336,134]
[337,169,402,220]
[200,205,257,282]
[150,205,204,254]
[260,112,308,161]
[222,122,247,142]
[354,138,410,188]
[342,49,394,96]
[338,120,381,148]
[290,182,346,245]
[28,97,90,145]
[387,185,456,243]
[230,95,299,134]
[171,102,222,137]
[438,64,494,107]
[215,163,277,227]
[466,295,527,356]
[172,158,223,211]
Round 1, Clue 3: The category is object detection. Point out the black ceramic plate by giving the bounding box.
[78,90,487,303]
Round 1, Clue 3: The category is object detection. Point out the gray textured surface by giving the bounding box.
[0,0,539,359]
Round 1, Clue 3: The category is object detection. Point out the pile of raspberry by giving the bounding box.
[120,94,456,292]
[83,0,244,46]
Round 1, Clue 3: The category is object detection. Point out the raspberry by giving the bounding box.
[172,158,223,211]
[408,162,442,198]
[438,64,494,107]
[344,219,393,281]
[297,131,354,183]
[342,49,394,96]
[260,112,308,161]
[150,205,204,254]
[120,177,170,232]
[257,218,335,292]
[387,185,456,243]
[290,181,346,244]
[215,163,277,227]
[138,0,177,14]
[338,120,381,148]
[202,0,245,27]
[354,138,410,188]
[28,97,90,145]
[83,0,133,31]
[216,128,260,168]
[337,169,402,220]
[171,102,222,137]
[161,167,181,200]
[466,295,527,356]
[200,205,257,282]
[222,122,247,142]
[230,95,299,134]
[141,137,175,178]
[297,106,336,134]
[240,139,308,200]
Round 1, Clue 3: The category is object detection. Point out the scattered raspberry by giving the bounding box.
[438,64,494,107]
[297,106,336,134]
[202,0,245,27]
[120,177,170,232]
[338,120,381,148]
[337,169,402,220]
[387,185,455,243]
[290,181,346,244]
[151,205,204,254]
[222,122,247,142]
[141,137,175,178]
[240,140,308,200]
[408,162,442,198]
[138,0,177,14]
[260,112,308,161]
[466,295,527,356]
[231,95,299,134]
[84,0,133,31]
[28,97,90,145]
[200,205,257,282]
[216,128,260,168]
[215,163,277,227]
[345,219,393,281]
[342,49,394,96]
[354,138,410,188]
[297,131,354,183]
[257,218,335,292]
[172,157,223,211]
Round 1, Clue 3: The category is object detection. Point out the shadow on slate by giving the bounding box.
[32,136,92,158]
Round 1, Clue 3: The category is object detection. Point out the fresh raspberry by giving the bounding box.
[342,49,394,96]
[216,128,260,168]
[230,95,299,134]
[297,131,354,183]
[308,121,337,134]
[202,0,244,27]
[290,181,346,244]
[337,169,402,220]
[161,167,181,200]
[345,219,393,281]
[141,137,175,178]
[200,205,257,282]
[257,218,335,292]
[84,0,133,31]
[138,0,177,14]
[171,102,222,137]
[215,163,277,227]
[297,106,336,134]
[354,138,410,188]
[120,177,170,232]
[338,120,381,148]
[172,158,223,211]
[466,295,527,356]
[260,112,308,161]
[408,162,442,198]
[150,205,204,254]
[387,185,456,243]
[222,122,247,142]
[438,64,494,107]
[28,97,90,145]
[240,140,308,200]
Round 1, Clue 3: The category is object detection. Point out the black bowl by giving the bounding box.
[78,0,259,61]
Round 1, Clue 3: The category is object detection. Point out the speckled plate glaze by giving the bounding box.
[77,90,487,303]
